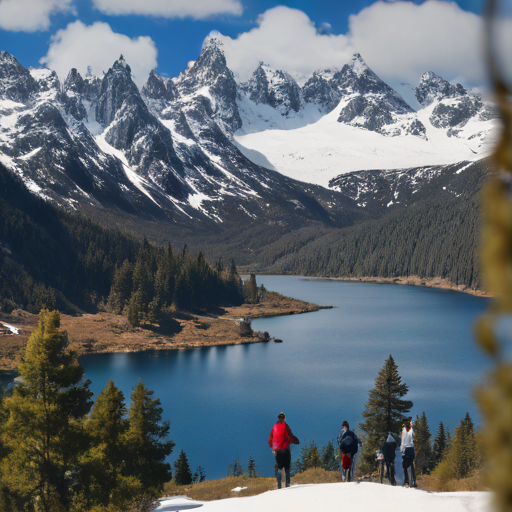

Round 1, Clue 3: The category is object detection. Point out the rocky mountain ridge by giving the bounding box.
[0,39,498,236]
[0,47,361,234]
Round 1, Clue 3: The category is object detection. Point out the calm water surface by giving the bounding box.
[80,276,490,479]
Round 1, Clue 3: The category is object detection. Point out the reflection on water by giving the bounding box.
[80,276,489,479]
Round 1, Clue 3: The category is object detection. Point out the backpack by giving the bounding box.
[340,432,357,454]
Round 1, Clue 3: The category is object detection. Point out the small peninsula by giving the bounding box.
[0,291,330,372]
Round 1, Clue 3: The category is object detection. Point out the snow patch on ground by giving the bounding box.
[197,482,491,512]
[2,323,19,335]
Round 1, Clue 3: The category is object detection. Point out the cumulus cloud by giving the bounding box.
[349,1,485,87]
[216,2,512,89]
[0,0,74,32]
[92,0,243,19]
[40,21,158,88]
[218,7,352,83]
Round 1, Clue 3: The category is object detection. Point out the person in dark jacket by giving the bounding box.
[337,420,362,482]
[381,432,398,486]
[268,412,299,489]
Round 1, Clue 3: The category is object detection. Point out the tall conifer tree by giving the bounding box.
[0,310,93,512]
[247,455,257,478]
[123,380,175,492]
[359,355,413,473]
[414,412,433,474]
[432,421,448,467]
[174,450,193,486]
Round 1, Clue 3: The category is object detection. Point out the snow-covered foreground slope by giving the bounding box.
[196,483,491,512]
[234,99,499,188]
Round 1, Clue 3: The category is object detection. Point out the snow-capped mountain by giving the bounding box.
[0,47,358,229]
[0,38,499,233]
[234,56,498,188]
[328,159,489,216]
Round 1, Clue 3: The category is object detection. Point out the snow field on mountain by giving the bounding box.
[195,482,491,512]
[234,97,498,188]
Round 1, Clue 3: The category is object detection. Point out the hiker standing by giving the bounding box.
[268,412,299,489]
[337,421,362,482]
[401,420,417,487]
[381,432,399,486]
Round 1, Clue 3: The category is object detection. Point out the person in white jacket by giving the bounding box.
[401,419,417,487]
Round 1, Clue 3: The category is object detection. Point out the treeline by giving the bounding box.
[0,164,243,316]
[0,310,174,512]
[257,193,481,289]
[106,242,243,327]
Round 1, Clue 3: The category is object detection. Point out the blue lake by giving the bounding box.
[80,276,490,480]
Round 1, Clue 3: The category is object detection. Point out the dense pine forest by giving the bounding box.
[0,163,243,315]
[256,192,481,289]
[243,161,487,290]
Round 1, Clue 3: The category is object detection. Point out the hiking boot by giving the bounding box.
[411,482,417,488]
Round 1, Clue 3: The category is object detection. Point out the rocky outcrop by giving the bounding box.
[240,63,302,115]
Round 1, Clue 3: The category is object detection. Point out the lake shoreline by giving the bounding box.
[0,291,327,374]
[251,273,491,298]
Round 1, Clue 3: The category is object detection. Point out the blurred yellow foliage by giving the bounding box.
[477,1,512,510]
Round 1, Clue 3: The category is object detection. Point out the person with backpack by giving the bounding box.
[401,419,417,487]
[381,432,399,486]
[268,412,300,489]
[337,420,362,482]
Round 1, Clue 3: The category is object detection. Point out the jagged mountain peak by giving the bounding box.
[190,35,229,77]
[113,54,131,74]
[346,53,369,75]
[0,51,38,103]
[0,51,18,65]
[415,71,467,106]
[96,57,141,126]
[64,68,85,94]
[142,70,178,102]
[240,62,302,115]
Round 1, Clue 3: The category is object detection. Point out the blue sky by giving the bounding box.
[0,0,495,88]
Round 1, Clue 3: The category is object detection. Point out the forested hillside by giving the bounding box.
[245,163,488,290]
[0,163,243,315]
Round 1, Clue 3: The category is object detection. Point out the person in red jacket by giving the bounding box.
[268,412,299,489]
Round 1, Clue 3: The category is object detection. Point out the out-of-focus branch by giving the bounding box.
[476,1,512,510]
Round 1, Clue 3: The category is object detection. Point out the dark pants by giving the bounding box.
[402,447,416,485]
[385,461,396,485]
[275,450,291,489]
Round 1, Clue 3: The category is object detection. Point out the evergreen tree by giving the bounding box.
[414,412,433,474]
[0,310,93,512]
[432,421,448,467]
[243,274,259,304]
[196,466,206,483]
[359,355,413,473]
[227,457,243,477]
[321,440,337,472]
[247,455,257,478]
[107,260,134,314]
[451,413,478,479]
[433,413,480,482]
[299,441,322,471]
[123,380,175,492]
[74,380,130,510]
[174,450,193,486]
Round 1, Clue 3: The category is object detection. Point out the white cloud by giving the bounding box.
[92,0,243,19]
[218,7,352,83]
[0,0,74,32]
[39,21,158,88]
[216,2,512,89]
[348,1,485,87]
